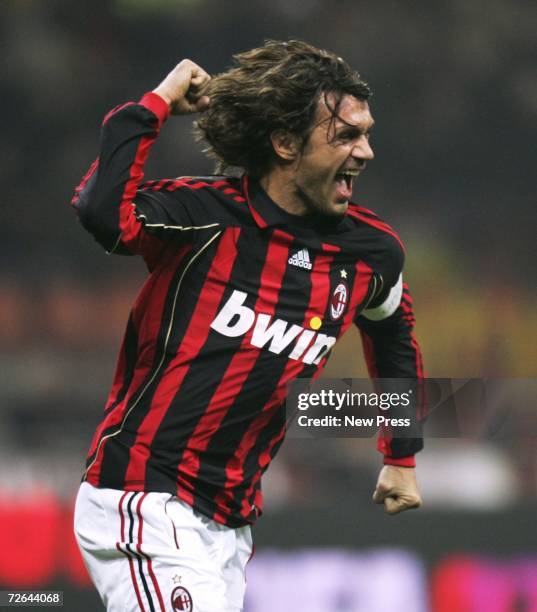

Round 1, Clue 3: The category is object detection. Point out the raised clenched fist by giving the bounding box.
[153,59,211,115]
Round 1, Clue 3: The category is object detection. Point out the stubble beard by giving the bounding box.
[298,185,348,217]
[295,174,348,218]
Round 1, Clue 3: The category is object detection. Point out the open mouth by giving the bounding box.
[335,170,360,191]
[333,169,360,201]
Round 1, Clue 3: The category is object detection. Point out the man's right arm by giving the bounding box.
[71,93,171,261]
[71,60,211,267]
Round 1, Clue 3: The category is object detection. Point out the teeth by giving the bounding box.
[337,171,359,178]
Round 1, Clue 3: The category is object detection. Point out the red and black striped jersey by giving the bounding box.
[71,92,424,527]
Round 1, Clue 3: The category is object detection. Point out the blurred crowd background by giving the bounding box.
[0,0,536,609]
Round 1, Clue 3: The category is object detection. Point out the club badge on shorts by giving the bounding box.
[330,280,348,320]
[171,586,193,611]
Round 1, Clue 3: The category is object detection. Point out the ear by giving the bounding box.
[270,129,300,161]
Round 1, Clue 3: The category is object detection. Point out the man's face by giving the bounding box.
[293,93,375,216]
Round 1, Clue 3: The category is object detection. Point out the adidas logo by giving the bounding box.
[288,248,312,270]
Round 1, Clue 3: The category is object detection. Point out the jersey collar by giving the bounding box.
[242,175,339,231]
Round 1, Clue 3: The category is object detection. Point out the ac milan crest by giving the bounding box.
[171,586,193,611]
[330,281,348,320]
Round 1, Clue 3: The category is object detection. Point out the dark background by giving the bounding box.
[0,1,536,610]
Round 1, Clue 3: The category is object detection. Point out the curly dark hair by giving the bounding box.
[195,39,372,177]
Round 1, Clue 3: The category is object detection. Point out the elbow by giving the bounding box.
[73,189,101,236]
[72,184,121,250]
[74,192,100,233]
[72,168,100,227]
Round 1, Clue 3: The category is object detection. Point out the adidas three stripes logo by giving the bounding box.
[288,248,312,270]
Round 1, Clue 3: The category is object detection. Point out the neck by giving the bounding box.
[259,165,309,216]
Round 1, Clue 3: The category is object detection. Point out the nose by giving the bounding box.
[352,136,374,161]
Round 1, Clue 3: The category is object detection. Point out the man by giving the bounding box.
[72,40,423,612]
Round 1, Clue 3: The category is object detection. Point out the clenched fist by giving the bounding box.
[372,465,422,515]
[153,59,211,115]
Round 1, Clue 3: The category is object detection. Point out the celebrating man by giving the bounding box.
[72,40,423,611]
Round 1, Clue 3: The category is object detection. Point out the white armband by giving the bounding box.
[362,273,403,321]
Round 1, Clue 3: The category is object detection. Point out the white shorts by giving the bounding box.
[74,482,253,612]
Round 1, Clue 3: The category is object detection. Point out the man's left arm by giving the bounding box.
[355,277,425,514]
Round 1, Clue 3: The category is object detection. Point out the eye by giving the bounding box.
[336,130,358,142]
